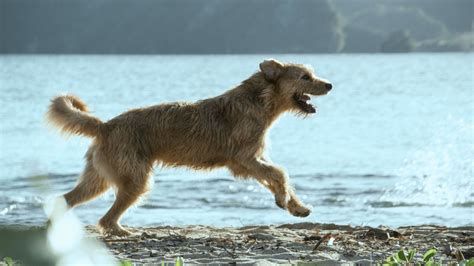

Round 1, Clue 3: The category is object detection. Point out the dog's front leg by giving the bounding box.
[236,158,291,209]
[257,158,312,217]
[230,158,311,217]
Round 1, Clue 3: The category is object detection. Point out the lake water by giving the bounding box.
[0,54,472,228]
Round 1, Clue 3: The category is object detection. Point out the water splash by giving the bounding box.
[44,196,117,265]
[382,116,473,207]
[0,204,16,215]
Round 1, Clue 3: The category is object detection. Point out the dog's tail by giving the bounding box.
[46,95,103,138]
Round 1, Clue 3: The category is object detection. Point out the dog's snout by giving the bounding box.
[325,83,332,91]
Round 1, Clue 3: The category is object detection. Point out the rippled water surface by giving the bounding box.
[0,54,472,227]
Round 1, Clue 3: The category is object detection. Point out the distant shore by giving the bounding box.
[87,223,473,264]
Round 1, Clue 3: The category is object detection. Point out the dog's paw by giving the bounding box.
[99,221,131,237]
[275,199,286,209]
[103,226,131,237]
[275,192,290,209]
[287,200,312,217]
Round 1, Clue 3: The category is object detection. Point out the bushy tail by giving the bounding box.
[46,95,102,137]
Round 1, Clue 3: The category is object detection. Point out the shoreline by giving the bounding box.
[86,223,473,264]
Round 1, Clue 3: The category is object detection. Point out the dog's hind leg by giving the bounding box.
[63,162,110,208]
[96,159,152,237]
[47,149,109,225]
[98,177,150,236]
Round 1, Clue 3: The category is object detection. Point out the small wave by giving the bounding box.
[14,173,77,181]
[139,204,188,210]
[0,204,17,215]
[204,178,233,183]
[1,173,78,191]
[452,201,474,208]
[0,195,43,205]
[368,201,427,208]
[353,189,383,195]
[207,200,272,210]
[217,204,272,210]
[292,173,396,180]
[320,197,347,206]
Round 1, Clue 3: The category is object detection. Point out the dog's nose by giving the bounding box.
[325,83,332,91]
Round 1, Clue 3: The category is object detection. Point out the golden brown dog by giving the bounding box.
[47,59,332,236]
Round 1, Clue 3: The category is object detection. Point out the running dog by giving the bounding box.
[47,59,332,236]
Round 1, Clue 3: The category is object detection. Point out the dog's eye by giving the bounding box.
[301,74,310,80]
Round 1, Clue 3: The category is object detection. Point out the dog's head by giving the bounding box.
[259,59,332,114]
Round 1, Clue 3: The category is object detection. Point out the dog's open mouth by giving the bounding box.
[293,93,316,113]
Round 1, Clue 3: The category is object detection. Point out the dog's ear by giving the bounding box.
[259,59,284,82]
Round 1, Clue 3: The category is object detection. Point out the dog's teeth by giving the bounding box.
[300,94,310,101]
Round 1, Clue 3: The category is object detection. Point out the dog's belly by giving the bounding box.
[156,151,228,170]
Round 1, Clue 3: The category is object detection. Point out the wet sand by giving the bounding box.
[86,223,474,264]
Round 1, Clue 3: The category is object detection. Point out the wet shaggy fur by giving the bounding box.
[46,59,332,236]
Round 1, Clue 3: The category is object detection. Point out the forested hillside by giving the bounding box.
[1,0,472,53]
